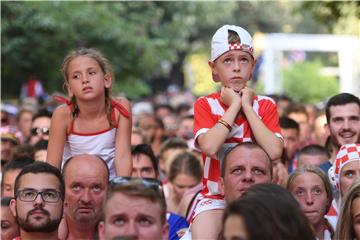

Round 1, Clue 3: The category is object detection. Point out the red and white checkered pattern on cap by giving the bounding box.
[228,43,254,54]
[211,24,254,61]
[334,143,360,189]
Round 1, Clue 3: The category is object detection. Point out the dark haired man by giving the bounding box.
[99,177,169,240]
[9,162,64,240]
[29,109,52,146]
[279,116,301,173]
[325,93,360,161]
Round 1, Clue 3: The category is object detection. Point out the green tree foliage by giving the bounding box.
[283,60,339,104]
[1,1,334,99]
[297,1,360,35]
[1,1,239,98]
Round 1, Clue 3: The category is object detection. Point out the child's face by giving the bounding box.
[66,56,111,100]
[209,50,256,92]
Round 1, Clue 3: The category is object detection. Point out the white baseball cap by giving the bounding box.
[211,24,254,61]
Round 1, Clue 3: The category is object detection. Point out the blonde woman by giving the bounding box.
[287,165,334,240]
[335,179,360,240]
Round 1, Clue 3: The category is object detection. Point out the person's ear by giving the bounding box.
[104,73,112,89]
[208,60,220,82]
[9,198,17,217]
[98,221,105,240]
[218,177,225,195]
[324,123,330,135]
[208,60,215,71]
[162,222,169,240]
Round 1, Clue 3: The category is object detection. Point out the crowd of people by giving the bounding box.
[1,24,360,240]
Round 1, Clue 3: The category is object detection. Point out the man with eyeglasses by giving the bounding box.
[98,177,169,240]
[9,161,64,240]
[29,109,52,146]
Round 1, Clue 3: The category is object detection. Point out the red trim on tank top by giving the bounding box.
[69,127,116,136]
[68,103,119,135]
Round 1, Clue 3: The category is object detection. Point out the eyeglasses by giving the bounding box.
[30,127,50,136]
[111,177,162,191]
[16,189,63,203]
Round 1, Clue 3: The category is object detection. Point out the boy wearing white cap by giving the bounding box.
[190,25,283,239]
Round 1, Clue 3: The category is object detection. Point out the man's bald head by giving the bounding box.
[62,154,109,182]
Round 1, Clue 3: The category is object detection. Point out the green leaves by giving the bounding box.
[2,1,345,100]
[283,60,339,104]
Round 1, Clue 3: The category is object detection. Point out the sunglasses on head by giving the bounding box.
[30,127,50,136]
[111,176,162,191]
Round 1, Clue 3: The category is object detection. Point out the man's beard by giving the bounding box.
[331,131,360,149]
[16,207,62,233]
[69,204,101,224]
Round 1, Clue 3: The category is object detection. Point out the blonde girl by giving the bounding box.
[47,48,132,178]
[335,179,360,240]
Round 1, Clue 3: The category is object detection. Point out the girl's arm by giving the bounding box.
[197,87,241,156]
[241,87,283,160]
[114,97,132,176]
[47,105,68,169]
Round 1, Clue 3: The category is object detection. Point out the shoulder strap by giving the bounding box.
[185,190,202,220]
[53,95,75,113]
[111,98,130,119]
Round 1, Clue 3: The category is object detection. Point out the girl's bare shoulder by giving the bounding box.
[52,104,71,120]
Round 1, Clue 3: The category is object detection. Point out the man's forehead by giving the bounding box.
[330,103,360,116]
[107,192,161,212]
[133,153,152,163]
[65,174,107,185]
[227,155,269,167]
[227,147,269,164]
[32,116,51,125]
[18,173,60,189]
[229,145,267,157]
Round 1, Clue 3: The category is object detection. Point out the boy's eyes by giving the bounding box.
[223,58,232,64]
[240,57,250,63]
[222,57,250,64]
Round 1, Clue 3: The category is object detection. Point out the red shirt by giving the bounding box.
[194,92,282,198]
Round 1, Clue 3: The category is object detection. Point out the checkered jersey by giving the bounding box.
[194,92,282,198]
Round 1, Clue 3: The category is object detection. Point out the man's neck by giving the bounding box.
[66,218,97,240]
[20,230,58,240]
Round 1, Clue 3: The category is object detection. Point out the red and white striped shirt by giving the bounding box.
[194,92,282,198]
